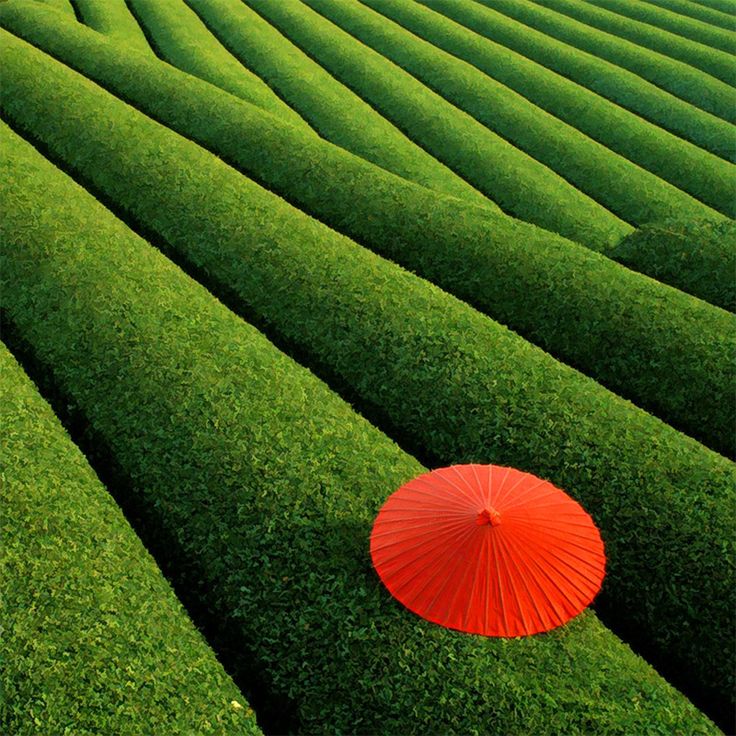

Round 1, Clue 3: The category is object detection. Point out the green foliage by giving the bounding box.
[532,0,735,79]
[582,0,736,50]
[0,343,260,736]
[610,219,736,312]
[183,0,491,207]
[2,35,735,715]
[472,0,736,119]
[419,0,736,150]
[32,0,74,14]
[230,0,628,250]
[642,0,736,30]
[361,0,736,213]
[74,0,152,55]
[2,9,733,459]
[301,0,730,221]
[0,119,721,736]
[126,0,311,128]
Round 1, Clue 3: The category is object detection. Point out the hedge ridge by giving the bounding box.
[3,33,735,714]
[74,0,153,55]
[235,0,631,250]
[360,0,736,212]
[182,0,492,207]
[1,114,722,736]
[609,219,736,312]
[300,0,730,220]
[34,0,75,14]
[472,0,736,121]
[478,0,736,118]
[1,12,732,456]
[418,0,736,160]
[0,341,260,736]
[530,0,736,80]
[583,0,736,50]
[642,0,736,30]
[125,0,312,129]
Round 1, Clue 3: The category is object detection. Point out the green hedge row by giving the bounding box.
[583,0,735,50]
[4,9,733,456]
[531,0,736,80]
[473,0,736,119]
[3,33,735,713]
[418,0,736,160]
[610,219,736,312]
[125,0,311,129]
[74,0,152,55]
[184,0,490,207]
[34,0,74,15]
[0,342,260,735]
[300,0,730,220]
[193,0,629,251]
[360,0,736,213]
[1,119,721,736]
[0,14,736,454]
[642,0,735,30]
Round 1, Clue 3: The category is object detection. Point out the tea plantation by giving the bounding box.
[1,1,734,734]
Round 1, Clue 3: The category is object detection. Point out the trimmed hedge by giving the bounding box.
[0,342,260,735]
[3,34,735,715]
[582,0,736,50]
[125,0,311,129]
[418,0,736,160]
[300,0,730,220]
[360,0,736,213]
[610,219,736,312]
[233,0,629,250]
[2,8,733,457]
[74,0,152,55]
[1,115,722,736]
[531,0,736,80]
[34,0,74,14]
[642,0,736,30]
[184,0,491,207]
[472,0,736,120]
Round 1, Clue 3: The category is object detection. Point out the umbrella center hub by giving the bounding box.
[477,507,502,527]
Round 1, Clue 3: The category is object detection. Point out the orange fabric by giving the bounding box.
[370,464,606,637]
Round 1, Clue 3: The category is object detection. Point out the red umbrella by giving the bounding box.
[370,464,605,637]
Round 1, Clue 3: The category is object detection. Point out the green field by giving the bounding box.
[2,0,734,733]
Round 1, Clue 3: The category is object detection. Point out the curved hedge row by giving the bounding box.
[74,0,153,55]
[2,12,733,459]
[610,219,736,312]
[642,0,736,30]
[3,34,735,714]
[0,342,259,736]
[182,0,490,207]
[36,0,74,14]
[125,0,311,129]
[300,0,730,220]
[529,0,736,81]
[360,0,736,212]
[418,0,736,160]
[1,117,721,736]
[195,0,630,250]
[472,0,736,121]
[583,0,736,50]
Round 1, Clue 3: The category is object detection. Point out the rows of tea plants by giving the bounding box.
[2,0,734,733]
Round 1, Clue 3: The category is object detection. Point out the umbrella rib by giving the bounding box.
[494,531,533,634]
[501,531,568,627]
[442,469,485,508]
[372,516,476,561]
[379,520,479,587]
[371,514,471,544]
[490,529,509,635]
[420,524,482,619]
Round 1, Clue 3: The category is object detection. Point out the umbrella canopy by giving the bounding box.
[370,464,606,637]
